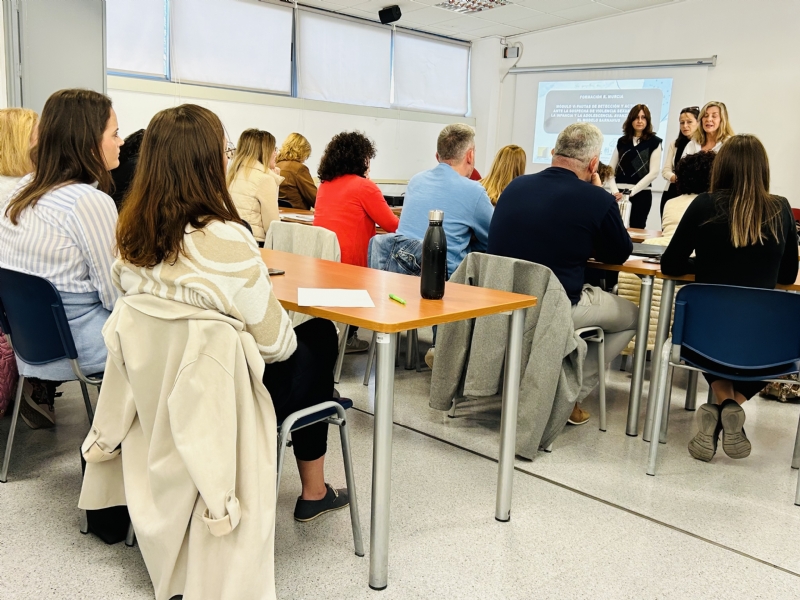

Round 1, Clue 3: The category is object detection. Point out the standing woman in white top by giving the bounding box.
[0,108,38,202]
[0,89,123,428]
[608,104,663,229]
[660,106,699,217]
[227,128,284,245]
[683,101,734,156]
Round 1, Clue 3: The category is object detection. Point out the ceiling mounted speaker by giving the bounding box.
[379,5,402,24]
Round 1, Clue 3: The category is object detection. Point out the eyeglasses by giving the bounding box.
[225,142,236,160]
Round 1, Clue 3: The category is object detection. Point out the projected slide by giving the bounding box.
[532,79,673,165]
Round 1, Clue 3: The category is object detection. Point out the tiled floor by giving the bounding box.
[3,328,800,599]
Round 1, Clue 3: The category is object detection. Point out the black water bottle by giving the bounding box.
[420,209,447,300]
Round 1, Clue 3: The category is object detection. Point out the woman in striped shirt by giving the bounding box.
[0,89,123,428]
[115,104,349,522]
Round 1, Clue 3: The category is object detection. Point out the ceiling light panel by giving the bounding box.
[434,0,512,15]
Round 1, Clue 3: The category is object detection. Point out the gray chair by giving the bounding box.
[276,399,364,556]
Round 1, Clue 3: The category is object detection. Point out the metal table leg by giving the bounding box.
[625,275,654,437]
[495,309,525,522]
[369,332,397,590]
[685,370,698,411]
[643,279,676,443]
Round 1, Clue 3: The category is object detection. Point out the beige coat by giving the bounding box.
[229,162,284,242]
[79,295,277,600]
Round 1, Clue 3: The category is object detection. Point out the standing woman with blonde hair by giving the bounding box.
[683,101,734,156]
[228,128,283,244]
[0,108,38,201]
[662,134,798,463]
[480,144,526,205]
[276,132,317,210]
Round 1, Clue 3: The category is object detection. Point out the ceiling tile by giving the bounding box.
[350,0,428,15]
[553,2,622,20]
[515,0,593,13]
[397,5,456,24]
[339,7,384,21]
[511,11,572,30]
[470,4,544,23]
[469,21,527,37]
[321,0,374,8]
[435,14,497,31]
[597,0,673,10]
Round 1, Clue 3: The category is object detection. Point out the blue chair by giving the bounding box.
[276,398,364,557]
[645,284,800,504]
[0,268,101,483]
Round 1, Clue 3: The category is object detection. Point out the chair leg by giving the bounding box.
[1,376,25,483]
[80,509,89,534]
[795,467,800,506]
[619,354,628,372]
[647,340,672,476]
[362,332,377,387]
[685,370,699,411]
[792,415,800,470]
[659,365,674,444]
[276,431,290,495]
[404,330,414,370]
[597,337,607,433]
[125,522,136,547]
[334,325,349,384]
[706,386,715,404]
[448,397,459,418]
[338,418,365,557]
[412,329,421,373]
[79,380,95,423]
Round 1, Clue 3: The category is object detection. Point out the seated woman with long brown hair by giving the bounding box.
[662,134,798,462]
[115,104,348,520]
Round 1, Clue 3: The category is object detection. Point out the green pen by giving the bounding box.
[389,294,406,306]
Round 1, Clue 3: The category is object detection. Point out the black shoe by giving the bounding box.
[294,484,349,522]
[720,399,751,459]
[687,403,721,462]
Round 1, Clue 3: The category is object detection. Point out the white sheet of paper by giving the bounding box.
[281,213,314,222]
[297,288,375,308]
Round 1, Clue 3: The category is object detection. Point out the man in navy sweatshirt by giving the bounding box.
[488,123,637,426]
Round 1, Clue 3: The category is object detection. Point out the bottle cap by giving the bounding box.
[429,209,444,222]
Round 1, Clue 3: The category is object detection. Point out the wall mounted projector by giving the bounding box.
[379,5,402,24]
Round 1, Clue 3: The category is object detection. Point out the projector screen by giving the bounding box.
[532,78,674,165]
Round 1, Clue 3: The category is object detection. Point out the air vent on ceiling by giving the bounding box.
[434,0,510,14]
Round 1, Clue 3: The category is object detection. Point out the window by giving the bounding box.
[297,10,392,108]
[393,32,470,116]
[170,0,293,94]
[106,0,167,77]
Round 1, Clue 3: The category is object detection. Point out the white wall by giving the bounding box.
[470,0,800,212]
[108,77,475,183]
[0,5,7,109]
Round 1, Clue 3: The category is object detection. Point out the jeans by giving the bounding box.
[368,234,422,275]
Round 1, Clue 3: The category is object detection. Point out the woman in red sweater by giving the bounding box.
[314,131,399,352]
[314,131,398,267]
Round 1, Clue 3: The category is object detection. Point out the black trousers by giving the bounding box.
[262,318,339,461]
[629,189,652,229]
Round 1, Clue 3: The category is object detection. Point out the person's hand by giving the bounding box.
[613,192,623,201]
[670,174,677,183]
[590,172,603,187]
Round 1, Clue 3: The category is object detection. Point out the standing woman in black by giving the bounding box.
[661,134,798,462]
[608,104,663,229]
[659,106,699,217]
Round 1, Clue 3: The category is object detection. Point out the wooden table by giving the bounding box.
[260,249,537,590]
[279,207,397,234]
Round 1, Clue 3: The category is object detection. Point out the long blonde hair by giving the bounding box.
[276,132,311,163]
[709,134,781,248]
[0,108,38,177]
[480,145,526,205]
[226,128,276,186]
[693,101,734,147]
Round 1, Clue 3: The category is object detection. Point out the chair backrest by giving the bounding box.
[0,267,77,364]
[264,221,341,262]
[672,284,800,369]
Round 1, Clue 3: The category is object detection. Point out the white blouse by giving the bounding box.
[683,139,723,156]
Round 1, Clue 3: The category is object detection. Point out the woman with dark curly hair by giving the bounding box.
[661,150,716,237]
[313,131,399,268]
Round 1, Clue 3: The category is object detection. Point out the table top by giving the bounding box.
[261,249,538,333]
[628,229,662,243]
[589,257,800,291]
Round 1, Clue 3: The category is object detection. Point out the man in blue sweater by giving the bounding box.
[398,123,494,279]
[488,123,638,426]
